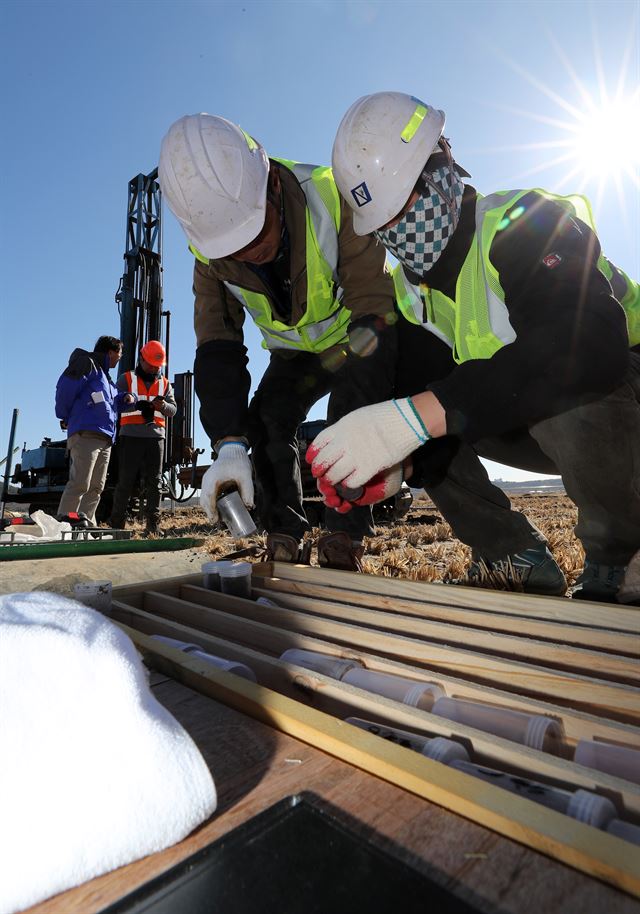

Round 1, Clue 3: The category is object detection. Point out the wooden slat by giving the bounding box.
[146,590,640,724]
[111,622,640,900]
[253,576,637,656]
[234,585,638,684]
[253,563,640,635]
[110,596,640,751]
[109,601,640,818]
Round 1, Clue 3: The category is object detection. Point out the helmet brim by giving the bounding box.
[190,203,267,260]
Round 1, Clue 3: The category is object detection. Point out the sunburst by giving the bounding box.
[479,8,639,223]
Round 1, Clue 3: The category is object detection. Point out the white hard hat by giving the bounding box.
[158,113,270,259]
[332,92,446,235]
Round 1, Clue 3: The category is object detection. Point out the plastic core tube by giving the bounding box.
[279,648,363,681]
[432,696,563,752]
[341,667,444,711]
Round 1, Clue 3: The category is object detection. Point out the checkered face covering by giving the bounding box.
[375,164,465,276]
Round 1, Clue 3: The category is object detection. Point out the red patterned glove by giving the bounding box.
[316,464,403,514]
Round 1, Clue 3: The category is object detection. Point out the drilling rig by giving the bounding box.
[10,170,199,519]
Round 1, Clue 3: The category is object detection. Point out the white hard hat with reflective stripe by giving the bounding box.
[332,92,445,235]
[158,113,270,260]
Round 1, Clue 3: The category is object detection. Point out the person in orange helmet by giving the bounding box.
[109,341,177,535]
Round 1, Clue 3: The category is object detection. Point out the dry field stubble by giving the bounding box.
[145,491,585,594]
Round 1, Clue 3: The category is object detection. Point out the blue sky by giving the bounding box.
[2,0,638,483]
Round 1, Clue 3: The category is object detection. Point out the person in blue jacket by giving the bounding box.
[55,335,136,525]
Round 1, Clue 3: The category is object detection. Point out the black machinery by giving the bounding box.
[9,170,200,518]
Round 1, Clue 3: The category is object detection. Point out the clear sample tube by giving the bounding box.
[450,759,617,828]
[341,667,444,711]
[217,489,257,537]
[279,648,363,681]
[149,635,256,681]
[574,739,640,785]
[607,819,640,846]
[432,696,563,752]
[345,718,470,765]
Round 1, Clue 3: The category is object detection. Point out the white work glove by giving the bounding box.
[316,465,404,514]
[200,443,254,523]
[306,398,429,489]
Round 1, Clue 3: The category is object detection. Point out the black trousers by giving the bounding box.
[109,436,164,528]
[247,346,393,541]
[399,319,640,565]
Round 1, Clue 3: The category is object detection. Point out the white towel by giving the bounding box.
[0,592,217,914]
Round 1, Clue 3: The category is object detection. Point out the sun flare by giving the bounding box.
[568,92,640,182]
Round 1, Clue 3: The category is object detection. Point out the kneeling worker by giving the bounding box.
[309,91,639,601]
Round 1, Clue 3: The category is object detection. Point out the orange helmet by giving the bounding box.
[140,340,166,367]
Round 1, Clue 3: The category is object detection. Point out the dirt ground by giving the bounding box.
[0,491,585,598]
[121,490,586,588]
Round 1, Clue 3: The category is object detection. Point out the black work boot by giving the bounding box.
[266,533,311,564]
[57,512,91,529]
[144,519,162,537]
[459,545,567,596]
[317,531,364,572]
[571,561,627,603]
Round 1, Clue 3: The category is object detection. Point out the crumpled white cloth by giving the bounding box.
[0,510,72,544]
[0,592,217,914]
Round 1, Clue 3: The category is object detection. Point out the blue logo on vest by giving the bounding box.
[351,182,372,208]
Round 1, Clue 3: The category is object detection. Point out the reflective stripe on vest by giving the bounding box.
[120,373,168,427]
[191,160,352,353]
[394,188,640,362]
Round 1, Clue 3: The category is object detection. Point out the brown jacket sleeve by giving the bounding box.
[336,195,396,321]
[193,259,247,346]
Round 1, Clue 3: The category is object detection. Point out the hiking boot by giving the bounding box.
[317,531,364,573]
[265,533,311,564]
[571,561,627,603]
[460,545,567,596]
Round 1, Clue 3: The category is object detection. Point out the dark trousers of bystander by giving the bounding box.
[109,436,164,531]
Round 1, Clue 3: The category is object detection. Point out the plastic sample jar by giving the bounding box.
[574,739,640,785]
[450,760,618,828]
[432,696,563,752]
[218,561,252,599]
[73,580,112,613]
[341,667,444,711]
[279,648,363,681]
[345,718,470,765]
[201,560,232,591]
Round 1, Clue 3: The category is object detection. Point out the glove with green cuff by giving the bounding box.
[306,398,429,489]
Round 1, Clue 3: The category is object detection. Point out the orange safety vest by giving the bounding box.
[119,372,169,428]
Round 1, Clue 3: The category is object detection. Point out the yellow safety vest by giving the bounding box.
[393,189,640,362]
[191,159,352,353]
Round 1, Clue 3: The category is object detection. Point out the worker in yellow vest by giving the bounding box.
[158,114,397,569]
[109,340,177,535]
[308,92,639,603]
